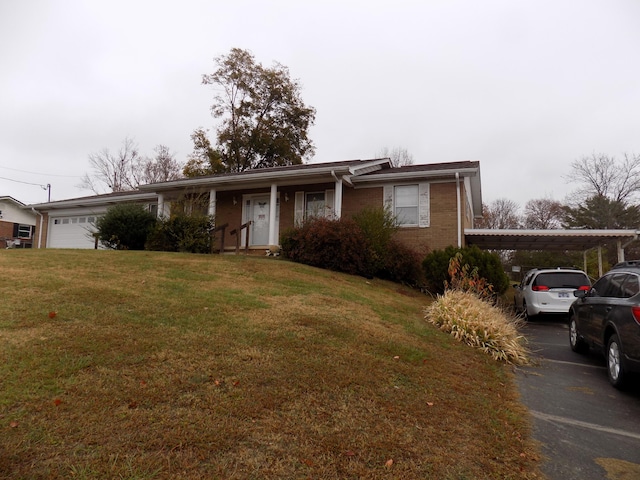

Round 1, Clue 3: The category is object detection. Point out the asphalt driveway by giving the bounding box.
[516,316,640,479]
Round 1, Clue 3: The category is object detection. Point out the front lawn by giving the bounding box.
[0,250,542,479]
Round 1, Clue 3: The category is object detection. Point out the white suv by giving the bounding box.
[514,267,591,321]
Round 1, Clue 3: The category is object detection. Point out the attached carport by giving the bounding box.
[464,229,640,277]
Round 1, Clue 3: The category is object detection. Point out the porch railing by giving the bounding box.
[229,221,253,254]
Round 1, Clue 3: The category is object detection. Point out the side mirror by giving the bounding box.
[573,290,588,298]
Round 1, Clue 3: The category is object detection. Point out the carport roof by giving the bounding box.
[464,229,640,251]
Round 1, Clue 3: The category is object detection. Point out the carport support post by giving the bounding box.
[617,239,625,263]
[598,246,603,277]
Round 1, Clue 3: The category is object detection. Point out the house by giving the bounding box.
[0,196,37,248]
[29,158,482,252]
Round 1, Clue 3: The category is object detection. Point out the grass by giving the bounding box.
[0,250,542,479]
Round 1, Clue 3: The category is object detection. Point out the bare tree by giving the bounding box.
[141,145,183,184]
[523,198,564,229]
[79,138,183,194]
[566,153,640,203]
[376,146,414,167]
[475,198,521,229]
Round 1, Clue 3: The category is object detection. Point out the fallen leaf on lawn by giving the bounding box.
[385,459,394,468]
[393,356,400,360]
[48,311,57,319]
[427,402,434,407]
[53,398,61,406]
[140,380,147,387]
[128,401,138,409]
[301,458,314,466]
[10,421,18,428]
[344,450,356,457]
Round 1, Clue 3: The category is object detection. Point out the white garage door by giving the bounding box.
[48,215,99,249]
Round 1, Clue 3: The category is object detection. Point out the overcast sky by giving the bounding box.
[1,0,639,210]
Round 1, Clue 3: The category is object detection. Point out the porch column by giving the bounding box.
[157,194,169,219]
[333,177,343,219]
[268,183,277,246]
[208,189,216,218]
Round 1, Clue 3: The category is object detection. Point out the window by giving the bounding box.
[17,225,32,238]
[305,192,325,218]
[394,185,419,225]
[621,275,640,298]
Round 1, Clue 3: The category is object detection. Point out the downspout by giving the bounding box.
[331,170,343,219]
[455,172,462,247]
[31,207,43,249]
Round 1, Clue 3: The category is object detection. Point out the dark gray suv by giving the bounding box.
[569,261,640,388]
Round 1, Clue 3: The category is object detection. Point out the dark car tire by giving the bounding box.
[607,334,627,389]
[569,315,588,354]
[523,301,536,322]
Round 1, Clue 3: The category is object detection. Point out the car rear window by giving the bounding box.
[533,272,589,289]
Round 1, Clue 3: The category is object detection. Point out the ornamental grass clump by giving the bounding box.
[425,289,530,365]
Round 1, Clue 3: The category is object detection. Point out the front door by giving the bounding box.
[250,196,270,246]
[243,195,279,246]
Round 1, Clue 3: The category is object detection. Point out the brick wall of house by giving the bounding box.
[206,179,471,254]
[0,220,13,248]
[341,186,384,217]
[392,182,459,253]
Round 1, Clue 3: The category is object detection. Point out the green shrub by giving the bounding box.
[422,245,509,295]
[425,290,529,365]
[95,203,157,250]
[352,206,398,272]
[280,217,372,276]
[351,206,424,286]
[146,214,214,253]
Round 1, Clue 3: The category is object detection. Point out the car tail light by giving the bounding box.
[632,307,640,326]
[578,285,590,291]
[532,285,549,291]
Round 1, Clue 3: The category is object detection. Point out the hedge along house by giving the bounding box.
[29,158,482,252]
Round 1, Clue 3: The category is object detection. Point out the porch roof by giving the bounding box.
[138,159,392,193]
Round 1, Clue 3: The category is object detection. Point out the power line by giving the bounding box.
[0,175,48,188]
[0,165,83,178]
[0,176,52,202]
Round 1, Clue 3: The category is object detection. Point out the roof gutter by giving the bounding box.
[351,167,479,183]
[139,164,360,191]
[30,192,158,210]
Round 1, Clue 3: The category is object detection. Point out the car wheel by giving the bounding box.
[607,334,627,389]
[569,315,588,354]
[523,301,536,322]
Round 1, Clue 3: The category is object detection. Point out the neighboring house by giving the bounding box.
[29,158,482,252]
[0,196,37,248]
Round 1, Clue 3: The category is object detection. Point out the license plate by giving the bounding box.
[558,292,570,298]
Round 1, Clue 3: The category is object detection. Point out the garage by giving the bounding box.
[48,214,99,249]
[30,191,159,249]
